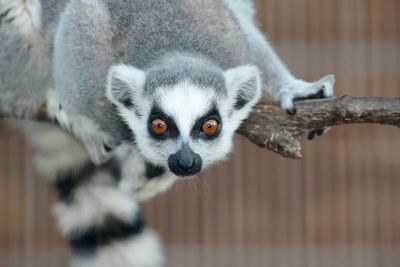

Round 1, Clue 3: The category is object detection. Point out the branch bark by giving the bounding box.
[1,96,399,159]
[238,96,400,158]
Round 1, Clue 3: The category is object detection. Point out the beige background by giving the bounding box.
[1,0,399,266]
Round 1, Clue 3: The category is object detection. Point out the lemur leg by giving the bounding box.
[50,0,123,164]
[224,0,335,115]
[21,122,164,267]
[0,0,52,118]
[0,1,110,158]
[0,0,41,44]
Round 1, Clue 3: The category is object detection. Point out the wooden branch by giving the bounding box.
[238,96,400,158]
[1,96,399,159]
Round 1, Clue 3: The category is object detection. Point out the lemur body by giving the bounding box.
[0,0,335,266]
[1,0,334,169]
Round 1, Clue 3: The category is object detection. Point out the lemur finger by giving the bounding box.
[0,7,14,25]
[280,74,335,116]
[294,89,325,101]
[307,130,318,140]
[305,75,335,139]
[86,138,114,165]
[308,127,331,140]
[296,74,335,99]
[0,7,11,20]
[318,74,335,97]
[103,144,113,152]
[281,93,297,115]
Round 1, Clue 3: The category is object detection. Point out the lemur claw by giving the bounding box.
[308,128,326,140]
[285,107,297,115]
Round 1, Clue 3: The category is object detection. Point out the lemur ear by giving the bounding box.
[224,65,262,111]
[106,64,146,111]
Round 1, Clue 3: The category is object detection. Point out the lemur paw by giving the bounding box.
[0,6,15,25]
[75,124,116,165]
[46,90,116,165]
[279,74,335,140]
[279,74,335,115]
[307,127,331,140]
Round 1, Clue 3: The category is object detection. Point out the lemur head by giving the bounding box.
[106,58,261,177]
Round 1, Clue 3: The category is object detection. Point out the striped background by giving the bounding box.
[1,0,399,266]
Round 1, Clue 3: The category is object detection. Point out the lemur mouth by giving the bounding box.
[167,144,202,177]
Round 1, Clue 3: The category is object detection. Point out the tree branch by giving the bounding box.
[238,96,400,158]
[1,96,399,159]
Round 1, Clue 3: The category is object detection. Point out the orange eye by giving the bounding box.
[151,118,168,135]
[202,119,220,136]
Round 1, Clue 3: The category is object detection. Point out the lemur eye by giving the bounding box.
[202,119,220,136]
[151,118,168,135]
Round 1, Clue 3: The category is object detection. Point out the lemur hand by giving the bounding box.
[279,74,335,140]
[46,90,117,164]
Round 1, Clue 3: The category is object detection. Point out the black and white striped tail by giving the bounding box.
[54,160,164,267]
[22,123,164,267]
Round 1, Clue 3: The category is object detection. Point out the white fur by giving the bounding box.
[115,145,178,201]
[279,75,335,111]
[223,0,255,22]
[107,64,147,116]
[158,81,216,138]
[132,81,227,167]
[71,229,164,267]
[21,122,167,267]
[20,121,89,180]
[0,0,41,44]
[107,65,146,104]
[138,79,258,168]
[224,65,262,126]
[107,63,262,172]
[53,177,139,235]
[132,174,177,201]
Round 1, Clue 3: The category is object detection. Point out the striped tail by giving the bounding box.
[21,122,164,267]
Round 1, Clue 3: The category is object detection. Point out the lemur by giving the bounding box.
[0,0,335,266]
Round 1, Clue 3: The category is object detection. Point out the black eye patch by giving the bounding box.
[147,106,179,140]
[191,106,222,140]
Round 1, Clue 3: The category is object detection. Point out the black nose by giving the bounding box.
[177,157,195,172]
[168,144,202,177]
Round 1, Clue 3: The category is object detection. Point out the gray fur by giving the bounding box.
[52,0,252,141]
[0,26,50,117]
[1,1,335,265]
[143,53,227,96]
[0,0,67,117]
[0,0,334,162]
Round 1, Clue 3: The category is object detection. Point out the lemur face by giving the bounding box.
[107,64,261,177]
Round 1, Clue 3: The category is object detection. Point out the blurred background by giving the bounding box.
[1,0,399,266]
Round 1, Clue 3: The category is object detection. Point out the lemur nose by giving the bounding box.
[177,157,195,171]
[176,144,195,171]
[168,144,202,177]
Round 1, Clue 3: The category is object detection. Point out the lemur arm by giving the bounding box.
[225,0,335,115]
[246,28,335,115]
